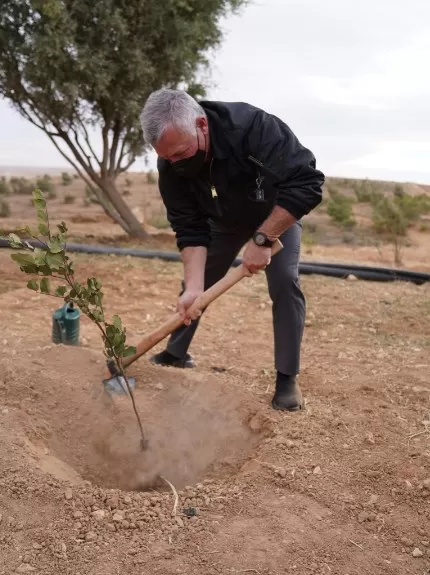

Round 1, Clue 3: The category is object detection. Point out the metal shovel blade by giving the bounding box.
[103,375,137,396]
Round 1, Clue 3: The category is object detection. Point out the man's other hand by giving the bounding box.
[177,288,204,325]
[242,243,272,274]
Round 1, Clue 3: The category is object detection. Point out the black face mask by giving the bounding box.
[170,129,207,178]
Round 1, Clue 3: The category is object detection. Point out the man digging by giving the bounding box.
[140,89,324,411]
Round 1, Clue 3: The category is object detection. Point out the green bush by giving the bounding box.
[419,194,430,214]
[326,184,340,199]
[372,197,407,235]
[394,193,430,221]
[372,196,409,265]
[369,190,384,206]
[36,175,57,199]
[64,194,75,204]
[327,191,356,229]
[61,172,73,186]
[10,176,34,195]
[0,177,11,196]
[0,199,11,217]
[354,179,375,203]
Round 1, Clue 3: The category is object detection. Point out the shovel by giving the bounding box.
[103,239,283,394]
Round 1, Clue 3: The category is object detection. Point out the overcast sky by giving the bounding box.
[1,0,429,183]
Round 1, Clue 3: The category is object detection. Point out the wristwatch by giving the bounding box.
[252,231,274,248]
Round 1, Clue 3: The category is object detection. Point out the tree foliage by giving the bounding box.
[372,192,430,265]
[326,187,356,229]
[0,177,11,196]
[0,0,246,236]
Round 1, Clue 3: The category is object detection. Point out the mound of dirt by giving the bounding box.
[0,338,271,574]
[1,343,266,490]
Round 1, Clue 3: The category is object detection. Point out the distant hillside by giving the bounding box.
[324,176,430,198]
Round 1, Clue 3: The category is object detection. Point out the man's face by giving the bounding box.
[155,116,209,163]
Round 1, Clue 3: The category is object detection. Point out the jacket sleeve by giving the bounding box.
[246,110,325,220]
[157,160,211,251]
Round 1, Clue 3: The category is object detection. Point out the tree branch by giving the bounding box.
[115,136,128,173]
[58,128,102,183]
[77,117,101,168]
[16,86,98,186]
[13,100,91,186]
[109,118,122,175]
[101,121,110,178]
[118,153,137,174]
[14,101,59,136]
[25,116,129,231]
[71,126,95,171]
[45,133,93,188]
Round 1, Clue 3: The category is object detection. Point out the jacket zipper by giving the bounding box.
[209,158,223,216]
[248,155,264,168]
[209,158,216,196]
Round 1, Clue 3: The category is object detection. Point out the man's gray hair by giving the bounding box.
[140,89,206,145]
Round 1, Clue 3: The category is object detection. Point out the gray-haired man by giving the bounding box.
[140,89,324,411]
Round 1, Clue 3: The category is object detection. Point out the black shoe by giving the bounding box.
[149,349,195,369]
[271,373,303,411]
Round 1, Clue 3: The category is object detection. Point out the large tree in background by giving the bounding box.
[0,0,245,237]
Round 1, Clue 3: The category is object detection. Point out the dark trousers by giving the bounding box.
[167,221,306,375]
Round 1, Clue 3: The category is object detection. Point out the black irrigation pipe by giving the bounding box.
[299,261,430,283]
[1,238,429,285]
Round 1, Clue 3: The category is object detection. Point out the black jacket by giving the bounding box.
[157,100,325,251]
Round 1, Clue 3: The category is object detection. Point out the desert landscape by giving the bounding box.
[0,169,429,575]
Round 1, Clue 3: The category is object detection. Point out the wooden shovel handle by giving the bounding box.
[187,237,283,314]
[120,238,283,369]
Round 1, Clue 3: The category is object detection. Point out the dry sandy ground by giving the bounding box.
[0,245,429,575]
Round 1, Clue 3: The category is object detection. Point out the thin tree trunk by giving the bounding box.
[393,236,403,266]
[99,177,149,239]
[88,184,132,233]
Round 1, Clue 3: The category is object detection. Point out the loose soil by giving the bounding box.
[1,247,430,575]
[0,172,429,574]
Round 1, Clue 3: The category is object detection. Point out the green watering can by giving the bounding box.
[52,302,80,345]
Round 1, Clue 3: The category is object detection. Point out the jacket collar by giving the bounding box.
[200,101,230,160]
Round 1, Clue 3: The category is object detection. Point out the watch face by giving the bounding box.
[255,233,266,246]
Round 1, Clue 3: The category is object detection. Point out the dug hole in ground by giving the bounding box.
[0,251,429,575]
